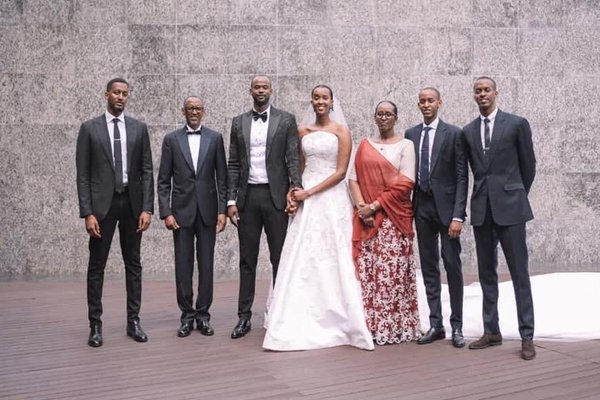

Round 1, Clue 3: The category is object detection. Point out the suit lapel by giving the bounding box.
[488,110,506,163]
[411,125,422,173]
[266,107,280,158]
[97,116,114,169]
[471,118,486,165]
[175,128,195,173]
[242,112,252,162]
[430,121,447,173]
[196,127,210,174]
[125,116,136,173]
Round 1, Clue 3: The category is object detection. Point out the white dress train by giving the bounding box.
[417,272,600,341]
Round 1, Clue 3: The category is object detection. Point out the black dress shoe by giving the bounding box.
[452,329,465,348]
[197,320,214,336]
[177,321,194,338]
[126,320,148,343]
[417,327,446,344]
[88,325,103,348]
[231,319,251,339]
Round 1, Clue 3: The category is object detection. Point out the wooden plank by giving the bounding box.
[1,279,599,400]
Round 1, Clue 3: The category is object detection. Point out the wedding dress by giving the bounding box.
[262,131,374,351]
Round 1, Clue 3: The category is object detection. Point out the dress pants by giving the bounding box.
[87,190,143,327]
[415,190,463,331]
[173,212,216,324]
[237,184,288,319]
[473,203,534,340]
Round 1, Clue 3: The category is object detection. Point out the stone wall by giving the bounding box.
[1,0,599,279]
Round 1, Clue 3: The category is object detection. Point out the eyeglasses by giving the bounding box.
[185,107,204,113]
[375,112,396,119]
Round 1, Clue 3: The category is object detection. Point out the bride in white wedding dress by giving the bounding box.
[262,85,374,351]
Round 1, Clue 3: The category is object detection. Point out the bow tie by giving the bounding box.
[187,129,201,135]
[252,110,267,122]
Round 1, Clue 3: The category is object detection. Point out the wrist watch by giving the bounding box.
[368,203,376,212]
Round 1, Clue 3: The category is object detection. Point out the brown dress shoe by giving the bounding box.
[468,333,503,349]
[521,339,536,360]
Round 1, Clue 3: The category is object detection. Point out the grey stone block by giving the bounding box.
[375,27,423,76]
[126,74,178,126]
[472,28,519,76]
[128,0,175,25]
[277,0,328,25]
[420,28,472,76]
[74,0,128,26]
[129,25,176,74]
[564,28,600,76]
[517,76,566,125]
[74,25,132,77]
[473,0,518,27]
[519,0,564,28]
[518,29,566,77]
[230,0,278,25]
[279,25,330,75]
[564,0,600,27]
[17,24,77,75]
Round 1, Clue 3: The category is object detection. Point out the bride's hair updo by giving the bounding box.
[311,84,334,98]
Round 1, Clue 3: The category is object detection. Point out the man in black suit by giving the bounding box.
[462,77,536,360]
[76,78,154,347]
[406,87,468,348]
[227,75,302,338]
[157,96,227,338]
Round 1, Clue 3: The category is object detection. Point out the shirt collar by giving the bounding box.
[423,117,440,130]
[106,111,124,124]
[186,124,202,133]
[252,105,271,116]
[480,107,498,122]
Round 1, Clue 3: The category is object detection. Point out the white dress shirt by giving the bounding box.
[248,106,270,184]
[480,107,498,151]
[186,124,202,173]
[105,111,128,185]
[418,117,439,182]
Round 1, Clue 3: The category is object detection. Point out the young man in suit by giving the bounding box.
[227,75,302,339]
[406,87,468,348]
[76,78,154,347]
[462,77,537,360]
[157,96,227,338]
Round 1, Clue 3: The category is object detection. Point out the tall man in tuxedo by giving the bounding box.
[462,77,537,360]
[157,96,227,338]
[76,78,154,347]
[406,87,468,348]
[227,75,302,339]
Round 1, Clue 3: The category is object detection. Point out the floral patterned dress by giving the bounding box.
[351,139,421,345]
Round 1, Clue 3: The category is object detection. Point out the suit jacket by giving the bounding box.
[157,126,227,227]
[406,119,468,225]
[76,114,154,221]
[462,109,536,227]
[226,106,302,211]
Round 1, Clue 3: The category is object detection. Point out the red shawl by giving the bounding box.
[351,139,415,262]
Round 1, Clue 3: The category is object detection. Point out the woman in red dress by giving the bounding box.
[348,101,421,345]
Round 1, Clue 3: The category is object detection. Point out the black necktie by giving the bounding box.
[419,127,432,192]
[187,129,201,135]
[112,118,124,193]
[252,110,267,122]
[483,118,491,156]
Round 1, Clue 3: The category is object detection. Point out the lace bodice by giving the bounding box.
[301,131,339,186]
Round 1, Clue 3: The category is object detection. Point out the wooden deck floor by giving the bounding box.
[1,279,599,400]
